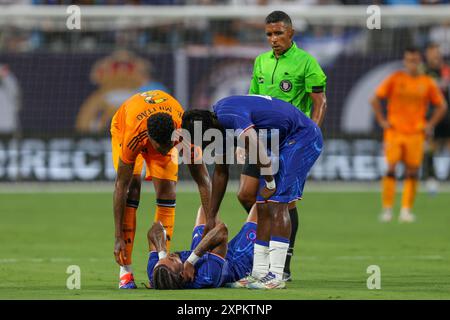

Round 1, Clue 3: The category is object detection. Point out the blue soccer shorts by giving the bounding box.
[256,125,323,204]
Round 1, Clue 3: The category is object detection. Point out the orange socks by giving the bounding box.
[382,176,396,209]
[154,199,176,252]
[382,176,418,210]
[122,199,138,266]
[402,178,418,209]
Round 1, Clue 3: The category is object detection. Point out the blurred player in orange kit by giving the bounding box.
[110,90,211,289]
[371,47,447,223]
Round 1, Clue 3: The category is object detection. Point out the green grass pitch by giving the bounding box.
[0,190,449,300]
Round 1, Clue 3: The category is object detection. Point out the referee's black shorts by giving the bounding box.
[241,159,260,179]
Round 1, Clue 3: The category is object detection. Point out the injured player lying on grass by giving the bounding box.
[146,207,258,289]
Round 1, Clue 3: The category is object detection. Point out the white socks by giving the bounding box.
[251,242,269,279]
[252,237,290,281]
[269,237,290,280]
[120,264,133,277]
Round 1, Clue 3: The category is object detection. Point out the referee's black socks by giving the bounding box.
[284,207,299,275]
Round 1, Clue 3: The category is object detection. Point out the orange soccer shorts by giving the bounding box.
[111,132,179,181]
[383,129,425,168]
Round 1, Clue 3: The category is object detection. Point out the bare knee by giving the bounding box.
[237,189,256,209]
[386,164,396,177]
[406,167,419,179]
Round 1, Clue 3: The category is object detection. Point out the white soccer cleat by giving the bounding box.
[248,272,286,290]
[379,208,393,222]
[399,208,416,223]
[225,274,259,288]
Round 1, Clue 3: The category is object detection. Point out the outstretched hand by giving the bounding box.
[114,237,127,266]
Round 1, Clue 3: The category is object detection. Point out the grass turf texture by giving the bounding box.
[0,191,449,300]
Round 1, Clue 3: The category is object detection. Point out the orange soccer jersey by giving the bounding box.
[110,90,184,181]
[376,71,445,167]
[375,71,445,134]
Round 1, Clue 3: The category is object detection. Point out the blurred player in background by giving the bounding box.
[111,90,211,289]
[182,95,323,289]
[0,64,21,136]
[147,207,257,290]
[423,43,450,194]
[371,47,447,223]
[240,10,327,281]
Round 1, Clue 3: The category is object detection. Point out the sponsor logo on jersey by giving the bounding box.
[280,80,292,92]
[246,229,256,242]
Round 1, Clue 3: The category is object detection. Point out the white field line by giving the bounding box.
[0,255,446,265]
[1,181,450,193]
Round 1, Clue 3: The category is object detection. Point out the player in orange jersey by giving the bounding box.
[371,47,447,223]
[110,90,211,289]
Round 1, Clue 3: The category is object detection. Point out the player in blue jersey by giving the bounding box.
[147,207,258,289]
[182,95,323,289]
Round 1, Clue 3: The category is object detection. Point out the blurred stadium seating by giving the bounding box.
[0,2,449,182]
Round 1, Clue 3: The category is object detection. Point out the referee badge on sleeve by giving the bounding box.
[280,80,292,92]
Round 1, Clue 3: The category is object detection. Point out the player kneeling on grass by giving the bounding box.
[147,207,258,289]
[182,95,323,289]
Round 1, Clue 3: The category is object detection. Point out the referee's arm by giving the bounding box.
[306,57,327,127]
[310,91,327,127]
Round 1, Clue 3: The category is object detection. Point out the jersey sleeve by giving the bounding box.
[183,254,225,289]
[305,55,327,93]
[428,78,446,106]
[375,73,395,99]
[249,58,260,95]
[146,251,160,288]
[177,250,192,262]
[215,106,254,136]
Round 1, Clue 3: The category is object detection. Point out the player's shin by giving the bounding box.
[382,174,396,209]
[268,205,291,280]
[401,177,418,210]
[269,236,290,280]
[284,206,298,276]
[252,203,271,279]
[120,199,138,278]
[154,199,176,252]
[252,240,270,279]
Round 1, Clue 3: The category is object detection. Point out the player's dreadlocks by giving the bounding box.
[181,109,223,148]
[153,264,184,290]
[147,112,175,149]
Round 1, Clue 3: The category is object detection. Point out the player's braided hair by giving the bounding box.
[147,112,175,147]
[153,264,184,290]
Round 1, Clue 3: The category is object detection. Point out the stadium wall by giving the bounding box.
[1,136,450,182]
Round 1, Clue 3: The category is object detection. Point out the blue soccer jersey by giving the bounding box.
[212,95,315,146]
[213,95,323,203]
[147,223,257,289]
[147,225,226,289]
